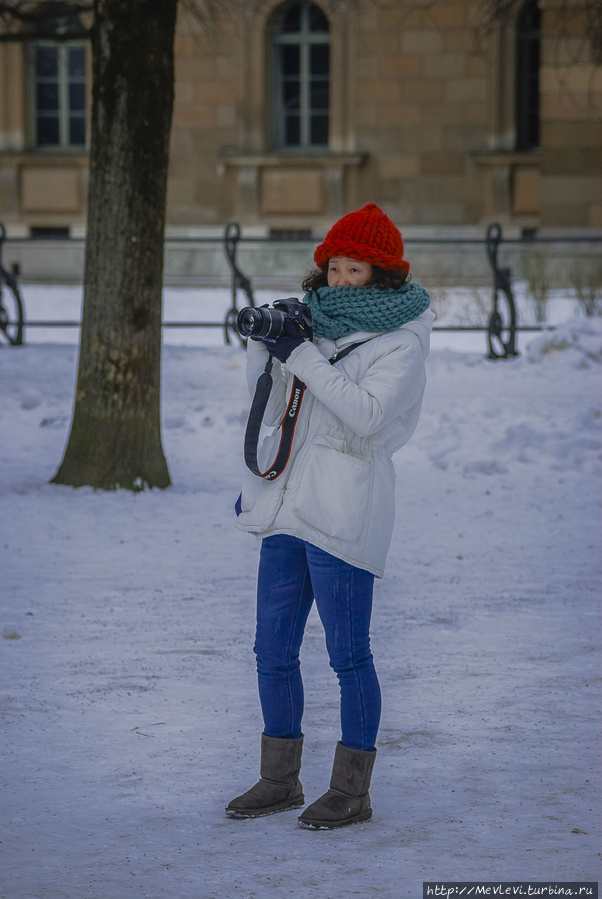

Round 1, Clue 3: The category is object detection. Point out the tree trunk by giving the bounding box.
[52,0,177,491]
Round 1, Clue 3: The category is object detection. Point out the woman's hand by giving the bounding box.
[260,322,307,363]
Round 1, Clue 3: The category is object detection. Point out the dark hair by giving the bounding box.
[302,263,411,293]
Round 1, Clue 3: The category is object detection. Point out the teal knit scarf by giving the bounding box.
[303,282,431,340]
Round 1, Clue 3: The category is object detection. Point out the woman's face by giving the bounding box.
[327,257,373,288]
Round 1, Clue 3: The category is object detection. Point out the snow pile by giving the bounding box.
[1,312,601,898]
[526,317,602,367]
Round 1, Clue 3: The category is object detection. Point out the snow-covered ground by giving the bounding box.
[1,286,601,898]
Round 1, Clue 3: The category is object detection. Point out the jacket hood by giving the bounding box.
[317,308,435,359]
[399,308,435,359]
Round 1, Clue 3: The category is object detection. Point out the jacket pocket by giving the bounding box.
[292,442,371,542]
[237,468,283,530]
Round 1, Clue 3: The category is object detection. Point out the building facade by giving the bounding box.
[0,0,601,250]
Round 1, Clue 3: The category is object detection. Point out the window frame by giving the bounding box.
[28,40,88,151]
[515,0,541,151]
[269,1,331,152]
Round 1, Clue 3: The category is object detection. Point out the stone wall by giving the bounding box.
[0,0,600,242]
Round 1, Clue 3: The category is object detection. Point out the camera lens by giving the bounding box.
[237,307,262,338]
[236,306,287,340]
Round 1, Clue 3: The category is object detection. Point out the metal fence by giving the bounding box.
[1,222,601,358]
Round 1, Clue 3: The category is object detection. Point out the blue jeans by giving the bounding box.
[254,534,381,751]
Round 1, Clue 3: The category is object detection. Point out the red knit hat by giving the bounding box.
[314,202,410,274]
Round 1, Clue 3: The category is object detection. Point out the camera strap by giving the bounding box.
[243,341,363,481]
[243,357,306,480]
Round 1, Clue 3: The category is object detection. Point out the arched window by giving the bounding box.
[269,1,330,150]
[515,0,541,151]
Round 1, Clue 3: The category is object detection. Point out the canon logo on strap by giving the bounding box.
[288,387,303,417]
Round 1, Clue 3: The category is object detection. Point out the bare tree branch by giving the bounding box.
[472,0,601,65]
[0,0,93,39]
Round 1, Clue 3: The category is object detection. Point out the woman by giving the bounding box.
[227,203,434,829]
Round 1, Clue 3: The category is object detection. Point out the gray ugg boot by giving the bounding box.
[298,742,376,829]
[226,734,305,818]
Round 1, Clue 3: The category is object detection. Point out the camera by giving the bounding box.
[237,297,313,342]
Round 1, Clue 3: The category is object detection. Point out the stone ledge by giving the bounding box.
[472,150,540,168]
[218,149,367,169]
[0,152,89,166]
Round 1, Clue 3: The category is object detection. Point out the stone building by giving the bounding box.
[0,0,600,281]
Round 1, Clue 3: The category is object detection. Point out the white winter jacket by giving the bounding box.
[236,309,435,577]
